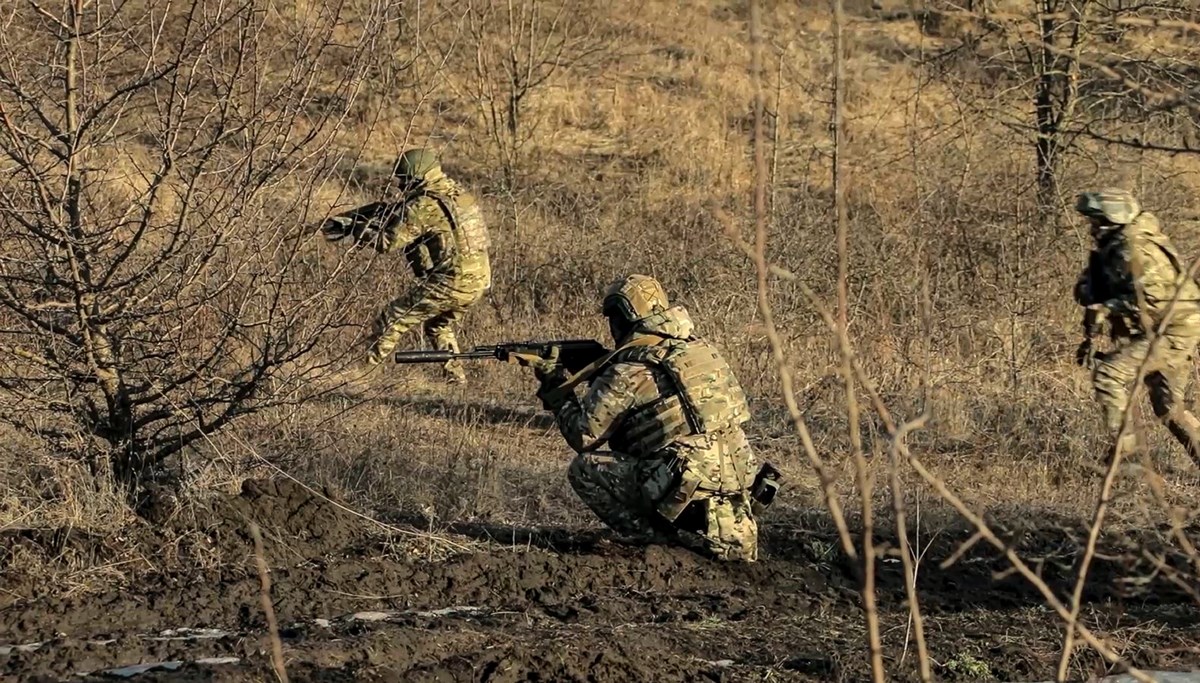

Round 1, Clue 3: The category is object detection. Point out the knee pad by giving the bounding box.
[1093,360,1135,400]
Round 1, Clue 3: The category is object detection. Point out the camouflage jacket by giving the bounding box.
[322,176,491,287]
[1075,212,1200,338]
[552,306,756,495]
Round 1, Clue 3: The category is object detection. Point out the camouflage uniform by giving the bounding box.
[538,275,762,561]
[322,149,491,381]
[1074,188,1200,464]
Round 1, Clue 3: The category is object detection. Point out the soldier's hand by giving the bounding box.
[320,216,351,241]
[1075,339,1093,368]
[1096,299,1137,318]
[533,354,560,381]
[515,346,561,379]
[536,369,570,411]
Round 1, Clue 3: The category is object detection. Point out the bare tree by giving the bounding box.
[925,0,1200,214]
[463,0,622,188]
[0,0,393,509]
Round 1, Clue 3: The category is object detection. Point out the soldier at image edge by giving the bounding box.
[1073,187,1200,467]
[519,274,783,562]
[320,148,491,384]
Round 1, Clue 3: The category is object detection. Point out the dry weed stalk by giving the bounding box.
[886,414,933,682]
[724,234,1157,683]
[831,0,885,678]
[734,3,859,567]
[250,522,289,683]
[747,0,889,678]
[928,0,1200,211]
[463,0,621,188]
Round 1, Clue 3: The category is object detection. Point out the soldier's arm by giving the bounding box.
[1096,242,1138,317]
[1073,269,1090,306]
[321,202,395,243]
[321,198,435,253]
[1074,251,1104,306]
[553,361,655,453]
[379,196,440,253]
[1074,260,1103,334]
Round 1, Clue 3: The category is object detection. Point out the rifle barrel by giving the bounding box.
[392,347,497,364]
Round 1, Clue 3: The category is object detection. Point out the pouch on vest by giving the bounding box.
[403,241,434,278]
[614,339,750,456]
[658,341,751,435]
[641,457,701,522]
[749,461,782,514]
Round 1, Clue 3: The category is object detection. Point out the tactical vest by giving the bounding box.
[399,184,490,278]
[609,337,751,457]
[424,186,490,261]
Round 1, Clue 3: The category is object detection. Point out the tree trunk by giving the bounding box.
[1035,3,1061,215]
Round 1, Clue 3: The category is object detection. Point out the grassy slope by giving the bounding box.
[2,0,1199,558]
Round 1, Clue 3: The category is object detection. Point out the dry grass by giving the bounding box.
[1,1,1200,676]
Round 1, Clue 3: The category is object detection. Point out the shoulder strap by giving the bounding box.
[419,189,460,232]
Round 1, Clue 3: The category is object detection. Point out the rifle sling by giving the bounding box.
[547,334,666,398]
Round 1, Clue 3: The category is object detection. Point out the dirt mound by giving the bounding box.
[199,478,367,561]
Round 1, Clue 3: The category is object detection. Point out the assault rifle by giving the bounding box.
[393,339,611,375]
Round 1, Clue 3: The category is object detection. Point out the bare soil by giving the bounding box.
[2,479,1198,682]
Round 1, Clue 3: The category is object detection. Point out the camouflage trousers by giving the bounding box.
[1093,333,1200,465]
[367,273,487,378]
[567,451,759,561]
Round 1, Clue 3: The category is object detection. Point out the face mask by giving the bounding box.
[609,316,628,344]
[392,176,422,195]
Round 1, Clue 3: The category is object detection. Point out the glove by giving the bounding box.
[1075,338,1093,368]
[1099,298,1136,317]
[536,369,570,411]
[1073,277,1091,306]
[320,216,352,241]
[515,346,561,379]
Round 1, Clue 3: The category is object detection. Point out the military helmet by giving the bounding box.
[393,148,441,181]
[1075,188,1140,225]
[602,274,670,323]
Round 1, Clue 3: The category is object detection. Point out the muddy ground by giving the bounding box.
[2,478,1198,682]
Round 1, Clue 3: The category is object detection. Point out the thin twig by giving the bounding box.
[889,416,932,682]
[722,243,1154,683]
[831,0,884,678]
[250,522,289,683]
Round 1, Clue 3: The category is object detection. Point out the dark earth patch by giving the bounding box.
[3,478,1199,682]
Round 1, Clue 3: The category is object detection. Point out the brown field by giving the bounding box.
[2,0,1200,681]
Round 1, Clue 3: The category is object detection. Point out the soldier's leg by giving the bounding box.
[367,287,444,364]
[695,494,759,562]
[422,283,486,382]
[665,493,759,562]
[1146,337,1200,468]
[567,452,666,540]
[1093,338,1150,455]
[672,440,759,561]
